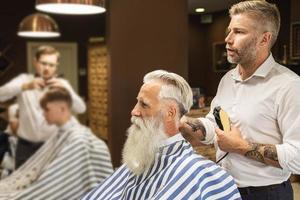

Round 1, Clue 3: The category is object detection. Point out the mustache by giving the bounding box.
[130,116,160,131]
[131,116,141,124]
[131,115,149,125]
[226,44,237,52]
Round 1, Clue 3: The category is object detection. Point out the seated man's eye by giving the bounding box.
[235,30,244,34]
[140,102,148,108]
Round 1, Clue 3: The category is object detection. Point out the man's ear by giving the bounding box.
[260,32,272,47]
[165,104,177,121]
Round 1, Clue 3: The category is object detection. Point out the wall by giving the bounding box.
[108,0,188,167]
[188,11,229,97]
[291,0,300,21]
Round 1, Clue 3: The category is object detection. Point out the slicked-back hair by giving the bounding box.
[143,70,193,117]
[40,87,72,109]
[35,45,60,61]
[229,0,280,48]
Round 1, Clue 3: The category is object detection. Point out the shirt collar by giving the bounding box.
[59,117,78,133]
[231,54,275,82]
[159,133,185,148]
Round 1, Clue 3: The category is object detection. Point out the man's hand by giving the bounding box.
[22,78,45,91]
[216,126,281,168]
[215,126,249,154]
[179,116,206,147]
[45,78,64,88]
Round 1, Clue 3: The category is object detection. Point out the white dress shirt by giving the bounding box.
[200,54,300,187]
[0,73,86,142]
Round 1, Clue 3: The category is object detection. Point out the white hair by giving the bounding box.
[143,70,193,116]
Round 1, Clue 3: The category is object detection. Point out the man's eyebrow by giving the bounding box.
[138,97,151,105]
[138,98,146,103]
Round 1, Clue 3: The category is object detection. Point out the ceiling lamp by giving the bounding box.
[18,13,60,38]
[195,8,205,13]
[35,0,106,15]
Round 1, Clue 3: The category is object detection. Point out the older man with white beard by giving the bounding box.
[82,70,241,200]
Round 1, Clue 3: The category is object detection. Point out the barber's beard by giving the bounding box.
[122,115,167,176]
[227,37,258,67]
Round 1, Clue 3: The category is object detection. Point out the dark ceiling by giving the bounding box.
[188,0,240,14]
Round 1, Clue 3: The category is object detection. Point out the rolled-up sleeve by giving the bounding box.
[198,116,216,145]
[197,89,221,145]
[0,74,25,102]
[276,80,300,174]
[59,79,86,114]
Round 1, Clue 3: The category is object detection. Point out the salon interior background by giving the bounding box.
[0,0,300,166]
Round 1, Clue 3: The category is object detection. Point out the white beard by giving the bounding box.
[122,116,167,175]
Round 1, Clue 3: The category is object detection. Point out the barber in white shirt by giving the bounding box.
[0,45,86,168]
[180,1,300,200]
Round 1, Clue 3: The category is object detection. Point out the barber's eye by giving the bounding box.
[39,61,57,67]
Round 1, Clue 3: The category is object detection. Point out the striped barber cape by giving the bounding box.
[82,134,241,200]
[0,117,114,200]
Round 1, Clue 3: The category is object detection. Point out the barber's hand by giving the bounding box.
[22,78,45,91]
[45,78,64,88]
[179,116,206,147]
[216,126,249,154]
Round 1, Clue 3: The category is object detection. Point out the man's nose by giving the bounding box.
[43,65,50,70]
[225,32,233,44]
[131,104,141,117]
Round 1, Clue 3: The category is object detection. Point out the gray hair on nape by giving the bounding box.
[143,70,193,117]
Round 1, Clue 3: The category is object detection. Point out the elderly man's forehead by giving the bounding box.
[138,82,161,99]
[141,82,161,93]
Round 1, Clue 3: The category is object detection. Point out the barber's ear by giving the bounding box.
[260,32,272,46]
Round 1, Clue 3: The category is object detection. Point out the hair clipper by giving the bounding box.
[213,106,230,132]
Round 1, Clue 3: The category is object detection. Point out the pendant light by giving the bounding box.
[18,13,60,38]
[35,0,106,15]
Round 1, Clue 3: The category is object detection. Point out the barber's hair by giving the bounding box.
[143,70,193,117]
[40,87,72,109]
[229,0,280,48]
[35,45,60,61]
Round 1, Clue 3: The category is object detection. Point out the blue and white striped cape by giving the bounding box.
[0,118,114,200]
[82,134,241,200]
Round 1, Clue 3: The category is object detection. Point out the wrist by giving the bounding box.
[237,140,252,155]
[21,83,28,91]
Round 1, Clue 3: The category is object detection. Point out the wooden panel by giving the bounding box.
[87,38,108,141]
